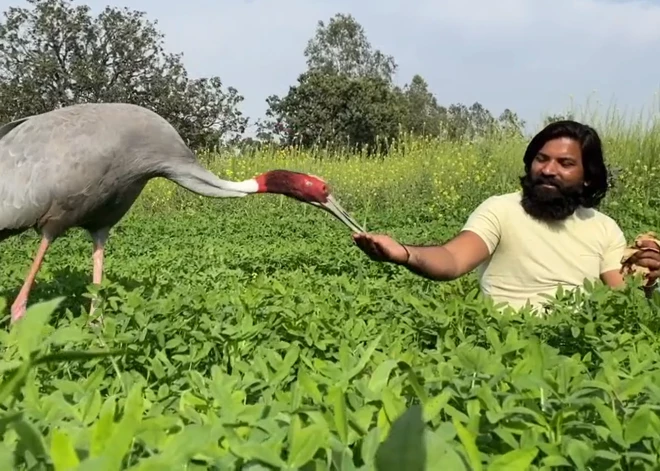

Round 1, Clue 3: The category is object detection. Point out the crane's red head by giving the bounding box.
[254,169,329,203]
[253,169,365,233]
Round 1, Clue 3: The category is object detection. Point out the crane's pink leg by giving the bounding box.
[11,236,51,324]
[92,242,104,285]
[88,229,108,327]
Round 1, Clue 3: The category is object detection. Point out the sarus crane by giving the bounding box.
[0,102,364,325]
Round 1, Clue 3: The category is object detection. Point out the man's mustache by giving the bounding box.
[533,175,561,187]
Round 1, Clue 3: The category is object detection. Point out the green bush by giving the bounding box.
[1,121,659,469]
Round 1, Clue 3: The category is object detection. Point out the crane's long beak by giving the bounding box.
[312,194,365,233]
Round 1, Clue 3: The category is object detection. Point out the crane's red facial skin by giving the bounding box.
[255,170,330,203]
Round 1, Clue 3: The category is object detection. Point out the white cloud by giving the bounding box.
[1,0,658,134]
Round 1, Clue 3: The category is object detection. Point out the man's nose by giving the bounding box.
[541,162,558,176]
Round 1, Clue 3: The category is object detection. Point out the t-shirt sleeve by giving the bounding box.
[600,220,627,274]
[460,196,503,255]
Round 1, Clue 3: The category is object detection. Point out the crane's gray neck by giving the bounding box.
[164,161,259,198]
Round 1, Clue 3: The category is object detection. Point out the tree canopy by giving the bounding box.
[258,13,527,152]
[0,2,529,153]
[0,0,247,149]
[303,13,397,83]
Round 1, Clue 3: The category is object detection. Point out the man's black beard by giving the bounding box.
[520,173,585,222]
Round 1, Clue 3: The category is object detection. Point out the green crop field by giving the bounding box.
[1,110,660,470]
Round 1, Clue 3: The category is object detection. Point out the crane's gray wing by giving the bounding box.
[0,113,103,231]
[0,116,30,141]
[0,117,56,230]
[0,102,195,232]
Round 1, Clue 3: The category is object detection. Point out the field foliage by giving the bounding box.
[1,109,660,470]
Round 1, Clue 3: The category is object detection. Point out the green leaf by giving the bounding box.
[0,443,14,470]
[50,428,80,470]
[624,406,654,444]
[487,447,538,471]
[592,399,624,446]
[453,419,482,471]
[424,428,467,471]
[360,427,381,468]
[0,361,31,406]
[565,438,594,470]
[34,349,129,365]
[288,422,328,468]
[398,361,428,404]
[381,387,406,424]
[375,405,426,471]
[368,360,399,394]
[231,442,287,469]
[102,383,145,468]
[346,333,383,381]
[12,416,48,462]
[541,455,571,467]
[90,396,116,457]
[329,386,349,445]
[13,297,64,360]
[423,390,451,422]
[298,368,323,403]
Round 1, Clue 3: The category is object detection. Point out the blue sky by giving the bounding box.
[2,0,659,135]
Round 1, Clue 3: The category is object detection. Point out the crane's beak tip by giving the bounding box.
[311,194,365,233]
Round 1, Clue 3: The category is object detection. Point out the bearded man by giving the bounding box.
[352,120,660,312]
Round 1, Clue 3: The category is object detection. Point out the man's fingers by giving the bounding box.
[630,252,660,269]
[637,239,660,250]
[354,237,370,253]
[636,258,660,271]
[352,233,399,262]
[625,250,660,284]
[372,240,388,259]
[353,234,383,260]
[366,239,386,260]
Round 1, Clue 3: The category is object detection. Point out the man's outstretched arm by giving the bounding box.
[352,197,502,281]
[400,231,491,280]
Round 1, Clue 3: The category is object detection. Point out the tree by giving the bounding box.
[497,108,526,137]
[260,12,527,150]
[399,74,444,137]
[259,13,402,152]
[262,69,403,152]
[543,112,575,126]
[303,13,397,83]
[432,102,526,141]
[387,74,527,141]
[0,0,246,149]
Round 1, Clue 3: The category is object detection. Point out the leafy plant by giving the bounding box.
[1,122,659,469]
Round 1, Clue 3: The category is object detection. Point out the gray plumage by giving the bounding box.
[0,102,272,325]
[0,102,250,243]
[0,101,364,325]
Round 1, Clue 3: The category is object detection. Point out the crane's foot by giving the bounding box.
[10,299,27,324]
[87,298,104,329]
[87,315,104,329]
[87,316,104,329]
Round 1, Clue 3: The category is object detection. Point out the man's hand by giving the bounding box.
[620,232,660,288]
[628,239,660,286]
[352,232,409,265]
[352,230,491,281]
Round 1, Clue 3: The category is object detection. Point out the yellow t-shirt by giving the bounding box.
[461,191,627,312]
